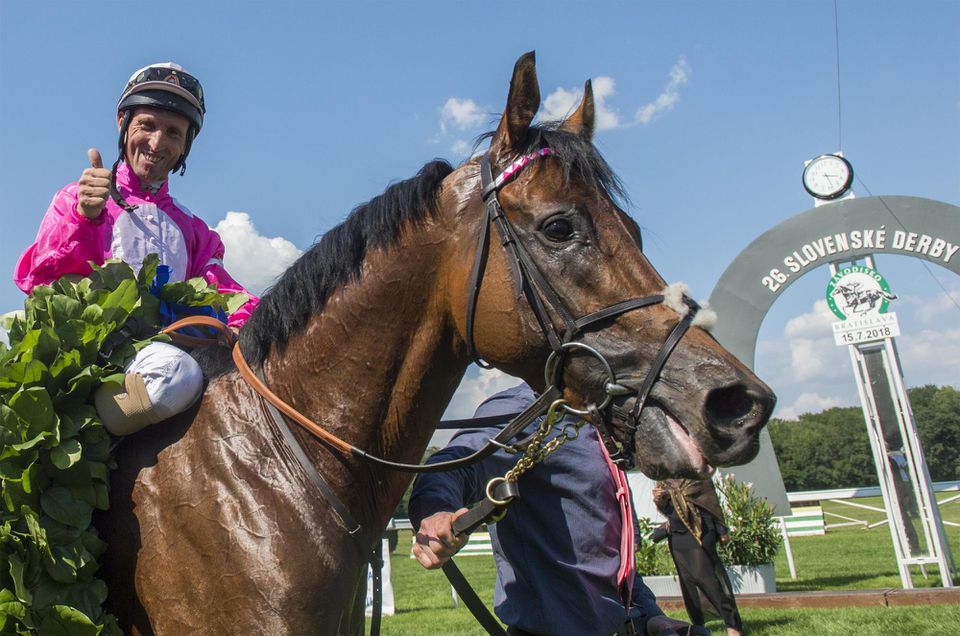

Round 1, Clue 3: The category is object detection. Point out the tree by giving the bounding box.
[769,406,875,491]
[911,385,960,482]
[769,385,960,490]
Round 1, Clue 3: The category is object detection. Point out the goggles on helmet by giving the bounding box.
[118,63,205,133]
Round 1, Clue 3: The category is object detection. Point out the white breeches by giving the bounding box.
[125,341,204,420]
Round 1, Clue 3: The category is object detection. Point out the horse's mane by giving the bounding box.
[238,123,629,367]
[239,160,454,366]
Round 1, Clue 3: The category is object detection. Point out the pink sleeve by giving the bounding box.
[14,185,109,293]
[188,216,260,328]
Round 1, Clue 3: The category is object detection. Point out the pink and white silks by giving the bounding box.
[14,162,260,424]
[14,161,258,328]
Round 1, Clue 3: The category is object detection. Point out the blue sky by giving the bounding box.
[1,1,958,422]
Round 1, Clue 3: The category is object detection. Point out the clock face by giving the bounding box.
[803,154,853,199]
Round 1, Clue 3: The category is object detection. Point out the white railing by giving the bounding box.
[786,480,960,529]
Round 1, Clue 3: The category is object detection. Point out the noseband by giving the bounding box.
[216,146,701,476]
[464,150,701,460]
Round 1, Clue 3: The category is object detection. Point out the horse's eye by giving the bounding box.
[542,217,575,242]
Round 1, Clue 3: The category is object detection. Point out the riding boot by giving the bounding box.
[95,373,164,435]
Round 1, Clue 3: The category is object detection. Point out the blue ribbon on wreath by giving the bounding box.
[150,264,228,339]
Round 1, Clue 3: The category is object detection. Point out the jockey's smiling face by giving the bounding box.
[117,106,190,184]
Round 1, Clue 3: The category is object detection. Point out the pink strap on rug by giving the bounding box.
[597,432,635,606]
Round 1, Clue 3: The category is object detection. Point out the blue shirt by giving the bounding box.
[409,383,663,635]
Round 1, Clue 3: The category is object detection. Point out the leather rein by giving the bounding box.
[162,146,701,476]
[159,149,701,636]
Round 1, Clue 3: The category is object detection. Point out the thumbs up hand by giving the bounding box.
[76,149,112,219]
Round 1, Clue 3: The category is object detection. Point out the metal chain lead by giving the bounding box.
[503,399,587,483]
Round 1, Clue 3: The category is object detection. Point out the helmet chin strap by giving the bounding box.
[110,112,138,213]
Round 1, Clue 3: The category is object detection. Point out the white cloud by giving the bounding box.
[441,367,523,420]
[784,299,836,339]
[788,338,834,381]
[450,139,472,157]
[0,311,23,347]
[775,392,847,421]
[540,75,621,131]
[757,291,960,421]
[914,289,960,325]
[440,97,487,135]
[214,212,303,295]
[540,85,579,122]
[776,299,848,382]
[636,56,691,125]
[434,58,690,144]
[897,327,960,387]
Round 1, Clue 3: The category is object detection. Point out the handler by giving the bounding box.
[653,479,743,636]
[14,62,258,435]
[409,382,705,636]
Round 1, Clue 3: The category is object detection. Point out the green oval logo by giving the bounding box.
[826,265,896,320]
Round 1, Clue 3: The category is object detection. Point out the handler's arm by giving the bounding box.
[408,433,496,570]
[409,384,535,570]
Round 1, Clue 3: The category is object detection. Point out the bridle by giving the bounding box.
[162,147,703,636]
[464,149,702,461]
[169,146,701,473]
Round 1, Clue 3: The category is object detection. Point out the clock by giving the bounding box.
[802,153,854,200]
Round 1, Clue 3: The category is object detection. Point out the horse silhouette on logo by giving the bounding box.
[831,282,897,314]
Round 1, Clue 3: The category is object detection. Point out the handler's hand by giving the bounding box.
[77,149,111,219]
[412,508,469,570]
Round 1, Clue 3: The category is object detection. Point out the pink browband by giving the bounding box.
[489,148,555,191]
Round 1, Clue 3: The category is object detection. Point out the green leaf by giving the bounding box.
[9,387,58,446]
[136,253,160,290]
[3,360,48,388]
[7,553,32,604]
[46,295,83,323]
[79,304,103,326]
[40,487,92,530]
[50,440,82,471]
[225,292,250,314]
[0,595,28,624]
[38,604,99,636]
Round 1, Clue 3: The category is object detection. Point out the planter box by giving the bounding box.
[641,574,682,597]
[641,563,776,597]
[725,563,776,594]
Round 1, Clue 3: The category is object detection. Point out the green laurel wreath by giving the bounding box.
[0,255,246,635]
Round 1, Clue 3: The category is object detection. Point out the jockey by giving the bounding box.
[14,62,259,435]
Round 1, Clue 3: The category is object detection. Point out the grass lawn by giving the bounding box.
[377,492,960,634]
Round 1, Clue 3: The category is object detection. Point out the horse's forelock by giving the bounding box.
[475,123,629,208]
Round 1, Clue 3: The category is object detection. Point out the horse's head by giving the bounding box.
[448,52,775,480]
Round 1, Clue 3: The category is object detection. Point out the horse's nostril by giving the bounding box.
[704,385,760,423]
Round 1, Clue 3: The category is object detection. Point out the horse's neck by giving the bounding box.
[261,238,467,531]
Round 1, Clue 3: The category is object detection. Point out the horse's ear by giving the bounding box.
[490,51,540,164]
[560,79,595,141]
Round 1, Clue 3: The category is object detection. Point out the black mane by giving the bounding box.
[240,160,454,365]
[239,123,627,366]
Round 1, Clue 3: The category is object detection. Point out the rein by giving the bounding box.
[158,148,700,636]
[159,316,562,474]
[160,146,702,474]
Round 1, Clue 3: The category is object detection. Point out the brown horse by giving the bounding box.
[98,52,775,634]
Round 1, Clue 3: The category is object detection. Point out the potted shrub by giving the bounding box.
[715,474,783,594]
